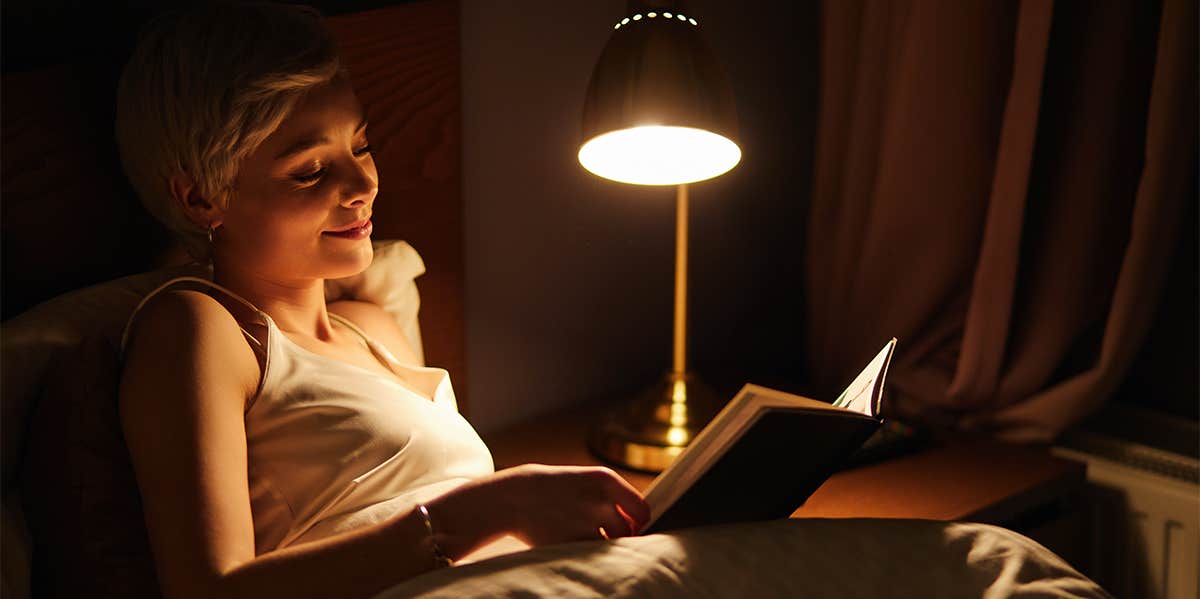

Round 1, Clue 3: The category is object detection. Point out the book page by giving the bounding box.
[832,338,896,417]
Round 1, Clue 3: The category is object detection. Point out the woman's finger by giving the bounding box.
[596,508,631,540]
[620,496,650,531]
[614,503,636,536]
[593,470,651,528]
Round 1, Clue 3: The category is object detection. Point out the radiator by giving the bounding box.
[1053,430,1199,599]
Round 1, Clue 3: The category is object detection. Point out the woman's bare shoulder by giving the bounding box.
[123,289,261,399]
[328,299,422,366]
[126,289,242,346]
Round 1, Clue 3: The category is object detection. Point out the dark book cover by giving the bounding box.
[646,409,882,533]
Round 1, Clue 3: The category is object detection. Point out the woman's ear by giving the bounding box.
[168,172,224,229]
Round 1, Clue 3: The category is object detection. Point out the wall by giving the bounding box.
[461,1,818,433]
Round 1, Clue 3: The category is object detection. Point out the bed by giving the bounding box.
[0,1,1109,597]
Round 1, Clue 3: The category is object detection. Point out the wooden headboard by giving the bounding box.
[0,0,468,410]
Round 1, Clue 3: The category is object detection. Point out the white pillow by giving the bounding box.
[1,239,425,484]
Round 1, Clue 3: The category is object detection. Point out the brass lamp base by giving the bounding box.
[588,372,724,473]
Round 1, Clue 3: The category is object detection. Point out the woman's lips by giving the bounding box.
[322,219,373,240]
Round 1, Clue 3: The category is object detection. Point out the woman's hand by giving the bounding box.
[490,464,651,545]
[424,464,651,558]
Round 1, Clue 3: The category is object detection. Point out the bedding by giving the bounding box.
[375,518,1111,598]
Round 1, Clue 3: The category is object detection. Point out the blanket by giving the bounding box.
[374,518,1110,598]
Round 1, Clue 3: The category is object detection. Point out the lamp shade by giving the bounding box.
[579,2,740,186]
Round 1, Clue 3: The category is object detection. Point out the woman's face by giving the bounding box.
[216,75,378,283]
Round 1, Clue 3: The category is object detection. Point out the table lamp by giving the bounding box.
[579,0,741,472]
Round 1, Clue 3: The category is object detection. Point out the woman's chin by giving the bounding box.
[321,243,374,280]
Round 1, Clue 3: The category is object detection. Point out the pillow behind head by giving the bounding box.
[20,334,161,598]
[2,263,206,491]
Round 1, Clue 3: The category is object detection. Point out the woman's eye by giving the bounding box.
[290,146,369,186]
[292,167,326,184]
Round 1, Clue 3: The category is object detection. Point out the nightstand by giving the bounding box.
[480,400,1089,566]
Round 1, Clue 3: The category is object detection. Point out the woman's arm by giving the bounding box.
[121,291,649,599]
[120,291,452,599]
[120,290,261,598]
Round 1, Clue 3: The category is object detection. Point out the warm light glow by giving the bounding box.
[670,380,687,426]
[648,12,656,17]
[663,12,673,18]
[666,426,689,446]
[667,379,689,446]
[614,22,620,29]
[689,18,698,25]
[621,17,630,24]
[579,126,741,185]
[677,14,686,20]
[633,14,642,20]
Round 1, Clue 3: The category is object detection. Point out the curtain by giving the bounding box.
[804,0,1197,442]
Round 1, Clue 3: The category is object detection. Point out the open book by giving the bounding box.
[641,338,897,533]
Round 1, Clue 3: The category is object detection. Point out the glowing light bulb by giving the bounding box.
[632,14,642,20]
[621,17,629,24]
[578,126,742,185]
[614,22,620,29]
[689,18,698,25]
[663,12,673,18]
[647,12,656,17]
[677,14,686,20]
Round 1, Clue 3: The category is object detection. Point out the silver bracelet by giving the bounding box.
[417,504,454,568]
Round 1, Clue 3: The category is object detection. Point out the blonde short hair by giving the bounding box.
[116,2,342,261]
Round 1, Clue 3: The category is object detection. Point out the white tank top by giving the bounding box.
[121,276,494,554]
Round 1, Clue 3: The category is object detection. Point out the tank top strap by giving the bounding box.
[120,276,269,355]
[327,312,396,363]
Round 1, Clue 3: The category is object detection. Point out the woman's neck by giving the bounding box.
[211,262,336,342]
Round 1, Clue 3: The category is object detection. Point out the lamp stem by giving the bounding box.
[672,184,688,376]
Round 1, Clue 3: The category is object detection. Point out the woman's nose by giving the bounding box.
[339,159,378,207]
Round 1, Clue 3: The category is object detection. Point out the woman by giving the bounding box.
[115,4,648,598]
